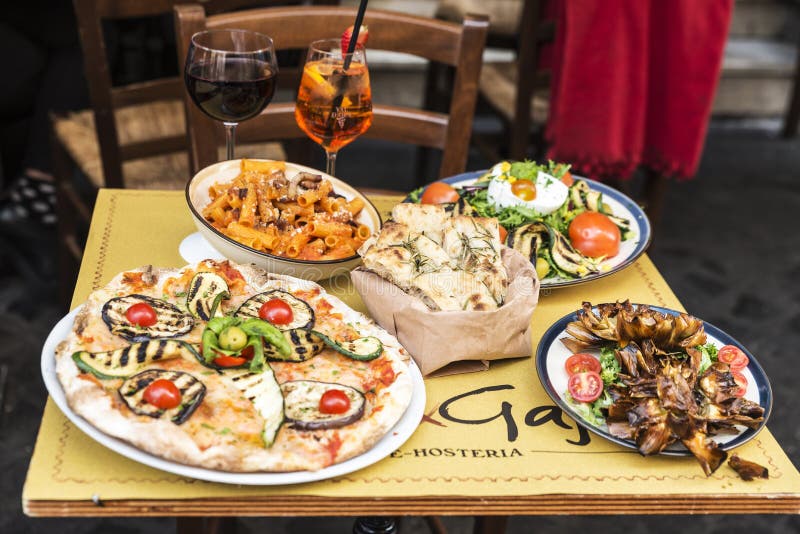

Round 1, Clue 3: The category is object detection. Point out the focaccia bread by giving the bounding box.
[55,260,413,472]
[359,204,507,310]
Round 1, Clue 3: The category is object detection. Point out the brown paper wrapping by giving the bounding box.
[351,247,540,376]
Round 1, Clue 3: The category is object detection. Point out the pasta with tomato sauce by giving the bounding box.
[201,160,370,260]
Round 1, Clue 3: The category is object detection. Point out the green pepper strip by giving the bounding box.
[206,316,238,335]
[201,328,220,364]
[209,291,231,319]
[240,318,291,358]
[246,336,266,373]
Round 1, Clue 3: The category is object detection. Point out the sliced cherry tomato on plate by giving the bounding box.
[511,180,537,201]
[319,389,351,414]
[731,370,748,397]
[718,345,749,371]
[125,302,158,327]
[259,298,294,325]
[567,371,603,402]
[560,171,574,186]
[498,225,508,243]
[565,353,601,376]
[143,379,182,409]
[568,211,621,258]
[420,182,459,204]
[213,354,248,367]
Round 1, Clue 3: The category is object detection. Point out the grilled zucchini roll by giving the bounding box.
[72,339,193,379]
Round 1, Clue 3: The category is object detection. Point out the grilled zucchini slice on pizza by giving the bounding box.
[282,380,365,430]
[264,329,325,362]
[118,369,205,424]
[72,339,194,379]
[221,367,284,446]
[314,331,383,361]
[102,294,194,342]
[186,272,230,320]
[235,289,315,330]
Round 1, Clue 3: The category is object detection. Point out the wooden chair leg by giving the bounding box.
[176,517,236,534]
[782,38,800,139]
[424,516,448,534]
[176,517,205,534]
[642,168,669,233]
[52,130,80,310]
[473,516,507,534]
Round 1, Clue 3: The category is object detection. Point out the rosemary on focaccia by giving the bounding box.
[55,260,413,472]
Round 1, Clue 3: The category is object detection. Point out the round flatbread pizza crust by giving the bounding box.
[55,260,414,472]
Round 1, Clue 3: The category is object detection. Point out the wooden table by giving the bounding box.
[23,190,800,526]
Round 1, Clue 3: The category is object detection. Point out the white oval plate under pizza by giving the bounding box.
[41,308,426,485]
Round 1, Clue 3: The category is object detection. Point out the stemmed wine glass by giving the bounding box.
[185,30,278,161]
[294,39,373,176]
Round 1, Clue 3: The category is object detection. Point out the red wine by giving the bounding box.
[186,58,276,122]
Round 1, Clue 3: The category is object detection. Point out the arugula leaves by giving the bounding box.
[697,343,719,375]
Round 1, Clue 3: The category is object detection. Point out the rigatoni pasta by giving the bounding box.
[201,159,370,260]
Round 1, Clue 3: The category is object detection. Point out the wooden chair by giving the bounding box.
[173,4,490,182]
[430,0,552,161]
[54,0,318,306]
[431,0,673,228]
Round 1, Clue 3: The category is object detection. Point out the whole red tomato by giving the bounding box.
[568,212,621,258]
[420,182,459,204]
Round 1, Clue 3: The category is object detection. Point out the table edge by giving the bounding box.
[23,493,800,517]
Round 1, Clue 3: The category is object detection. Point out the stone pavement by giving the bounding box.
[1,122,799,532]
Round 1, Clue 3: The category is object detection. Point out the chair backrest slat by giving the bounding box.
[206,7,464,66]
[110,78,183,108]
[174,4,489,180]
[73,0,315,188]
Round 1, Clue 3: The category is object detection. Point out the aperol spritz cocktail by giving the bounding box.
[295,39,372,176]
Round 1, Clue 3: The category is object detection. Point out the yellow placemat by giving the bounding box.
[24,190,800,502]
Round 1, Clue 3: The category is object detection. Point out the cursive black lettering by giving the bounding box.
[524,405,591,446]
[439,384,518,442]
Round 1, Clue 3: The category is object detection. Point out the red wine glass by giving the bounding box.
[185,30,278,161]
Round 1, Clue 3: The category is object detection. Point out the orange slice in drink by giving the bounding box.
[305,62,336,100]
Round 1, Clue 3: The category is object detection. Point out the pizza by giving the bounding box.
[55,259,414,472]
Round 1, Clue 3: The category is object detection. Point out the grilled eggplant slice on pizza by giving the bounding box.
[281,380,366,430]
[72,339,194,379]
[118,369,205,424]
[102,294,194,342]
[186,272,230,320]
[235,289,315,330]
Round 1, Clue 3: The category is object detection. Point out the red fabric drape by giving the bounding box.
[544,0,733,180]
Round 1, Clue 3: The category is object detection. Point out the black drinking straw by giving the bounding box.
[343,0,369,69]
[326,0,369,134]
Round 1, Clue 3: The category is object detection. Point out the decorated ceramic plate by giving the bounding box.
[41,309,426,485]
[407,170,651,289]
[536,303,772,456]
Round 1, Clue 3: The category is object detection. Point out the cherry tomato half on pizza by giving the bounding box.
[259,298,294,325]
[565,353,601,376]
[125,302,157,327]
[143,379,182,409]
[319,389,351,414]
[201,342,254,368]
